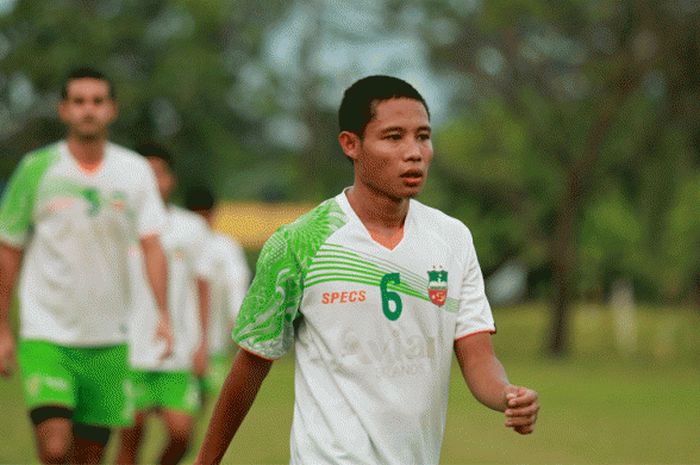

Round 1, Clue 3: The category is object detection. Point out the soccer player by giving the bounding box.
[0,67,173,465]
[195,75,539,465]
[116,144,213,465]
[184,186,250,398]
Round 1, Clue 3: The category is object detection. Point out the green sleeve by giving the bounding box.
[232,198,348,359]
[233,227,303,359]
[0,147,58,247]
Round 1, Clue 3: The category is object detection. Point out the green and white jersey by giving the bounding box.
[128,206,214,371]
[203,232,250,355]
[234,191,495,465]
[0,142,166,346]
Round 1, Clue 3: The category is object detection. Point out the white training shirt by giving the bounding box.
[203,231,250,355]
[128,205,214,371]
[0,141,166,346]
[234,190,496,465]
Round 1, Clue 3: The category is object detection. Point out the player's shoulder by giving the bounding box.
[169,205,208,231]
[261,196,348,260]
[280,196,347,238]
[18,142,62,171]
[105,142,152,173]
[211,231,243,251]
[410,199,472,240]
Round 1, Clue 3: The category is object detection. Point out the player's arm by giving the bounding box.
[194,348,272,465]
[140,234,173,359]
[454,332,539,434]
[0,154,44,377]
[197,224,301,463]
[0,243,22,377]
[193,276,210,377]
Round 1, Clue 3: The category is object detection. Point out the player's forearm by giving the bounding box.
[454,332,511,412]
[197,277,210,344]
[463,354,511,411]
[0,244,22,328]
[196,349,272,464]
[140,236,169,320]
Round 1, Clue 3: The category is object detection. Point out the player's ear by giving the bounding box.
[108,100,119,123]
[58,100,69,123]
[338,131,361,162]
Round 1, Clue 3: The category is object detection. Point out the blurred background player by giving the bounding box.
[116,143,213,465]
[196,75,539,465]
[184,185,251,399]
[0,67,173,465]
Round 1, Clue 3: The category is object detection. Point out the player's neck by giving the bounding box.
[346,186,408,249]
[66,136,107,172]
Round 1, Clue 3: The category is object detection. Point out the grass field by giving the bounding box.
[1,303,698,464]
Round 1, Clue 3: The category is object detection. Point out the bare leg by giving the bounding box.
[159,409,194,465]
[34,417,72,465]
[115,412,148,465]
[71,422,112,464]
[72,436,108,464]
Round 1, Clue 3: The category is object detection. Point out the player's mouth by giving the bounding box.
[400,169,424,186]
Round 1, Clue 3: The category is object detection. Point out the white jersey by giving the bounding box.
[0,141,166,346]
[128,205,214,371]
[203,232,250,355]
[234,191,495,465]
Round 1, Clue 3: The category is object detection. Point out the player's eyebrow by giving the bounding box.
[378,123,432,135]
[380,126,405,134]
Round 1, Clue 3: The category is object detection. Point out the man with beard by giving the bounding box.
[0,67,173,464]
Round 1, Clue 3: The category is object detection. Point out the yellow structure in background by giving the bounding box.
[213,202,314,250]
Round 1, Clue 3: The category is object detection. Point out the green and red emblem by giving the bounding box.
[427,268,448,306]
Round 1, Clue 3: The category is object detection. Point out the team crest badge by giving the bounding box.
[427,267,448,306]
[110,191,128,212]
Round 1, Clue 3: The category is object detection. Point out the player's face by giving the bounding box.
[59,78,116,141]
[341,98,432,201]
[146,156,176,202]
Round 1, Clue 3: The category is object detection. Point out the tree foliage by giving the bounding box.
[0,0,698,355]
[380,0,699,353]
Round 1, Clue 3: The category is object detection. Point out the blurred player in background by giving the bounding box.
[0,67,173,465]
[116,143,213,465]
[196,75,539,465]
[184,185,250,400]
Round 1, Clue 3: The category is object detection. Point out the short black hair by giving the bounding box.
[61,67,115,100]
[135,141,173,167]
[338,75,430,137]
[184,185,215,211]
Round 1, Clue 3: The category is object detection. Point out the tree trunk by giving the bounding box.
[546,71,636,355]
[548,172,578,356]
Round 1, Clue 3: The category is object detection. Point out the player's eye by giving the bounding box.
[384,133,402,141]
[417,132,431,141]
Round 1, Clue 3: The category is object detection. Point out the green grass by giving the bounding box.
[1,303,698,464]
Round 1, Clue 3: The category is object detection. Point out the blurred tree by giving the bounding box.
[0,0,291,198]
[1,0,698,356]
[382,0,699,354]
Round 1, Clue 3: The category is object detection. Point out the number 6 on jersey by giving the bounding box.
[380,272,402,321]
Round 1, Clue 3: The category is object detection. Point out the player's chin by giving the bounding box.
[75,129,104,141]
[400,182,425,198]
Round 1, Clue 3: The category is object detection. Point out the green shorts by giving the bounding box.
[200,353,231,395]
[130,369,200,416]
[18,339,133,427]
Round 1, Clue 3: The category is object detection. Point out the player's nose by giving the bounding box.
[404,140,423,162]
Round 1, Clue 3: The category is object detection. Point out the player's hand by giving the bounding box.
[0,326,17,378]
[192,343,208,378]
[155,316,174,361]
[504,385,539,434]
